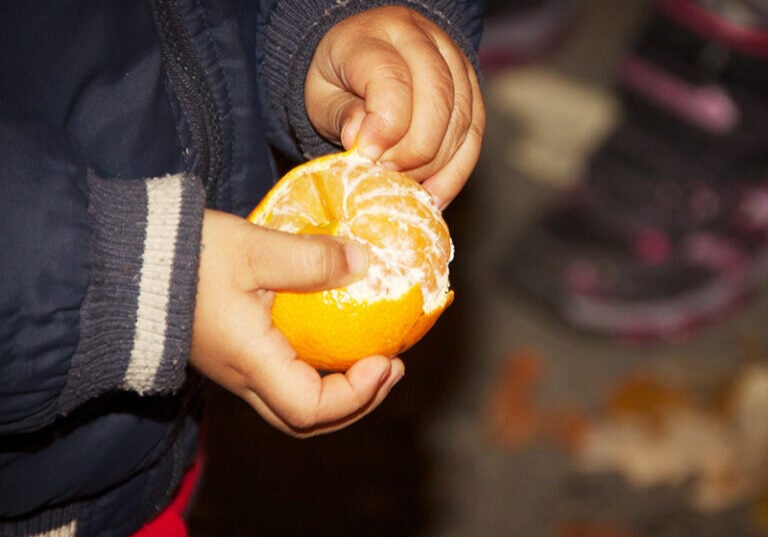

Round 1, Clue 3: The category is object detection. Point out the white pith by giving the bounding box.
[256,153,453,313]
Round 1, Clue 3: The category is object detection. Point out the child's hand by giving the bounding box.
[190,210,404,437]
[305,5,485,209]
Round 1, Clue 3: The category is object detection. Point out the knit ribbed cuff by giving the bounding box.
[59,172,205,416]
[0,504,78,537]
[264,0,482,159]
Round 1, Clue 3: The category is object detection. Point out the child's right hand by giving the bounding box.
[190,209,404,437]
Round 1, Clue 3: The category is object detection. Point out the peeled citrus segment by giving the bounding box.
[247,148,454,371]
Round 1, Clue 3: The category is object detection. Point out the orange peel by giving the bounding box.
[247,148,453,371]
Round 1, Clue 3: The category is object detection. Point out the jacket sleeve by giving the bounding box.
[258,0,485,161]
[0,120,205,434]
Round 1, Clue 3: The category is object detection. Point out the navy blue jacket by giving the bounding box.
[0,1,483,535]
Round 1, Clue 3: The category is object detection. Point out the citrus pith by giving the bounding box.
[247,148,453,371]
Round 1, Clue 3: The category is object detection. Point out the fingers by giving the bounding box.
[306,39,414,159]
[355,36,482,207]
[242,354,406,437]
[216,211,368,292]
[420,60,486,208]
[366,29,460,174]
[355,34,454,165]
[246,231,367,292]
[305,6,486,205]
[377,35,484,207]
[192,210,405,439]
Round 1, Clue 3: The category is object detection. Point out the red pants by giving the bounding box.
[133,457,202,537]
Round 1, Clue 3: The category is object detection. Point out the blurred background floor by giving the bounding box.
[190,0,768,535]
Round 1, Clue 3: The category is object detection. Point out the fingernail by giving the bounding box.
[424,185,446,210]
[380,160,400,171]
[344,241,368,276]
[358,143,383,162]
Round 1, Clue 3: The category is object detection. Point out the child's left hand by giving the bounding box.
[305,5,486,209]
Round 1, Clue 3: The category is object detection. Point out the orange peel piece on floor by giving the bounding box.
[247,148,454,371]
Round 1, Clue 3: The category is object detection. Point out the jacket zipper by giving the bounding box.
[148,0,223,206]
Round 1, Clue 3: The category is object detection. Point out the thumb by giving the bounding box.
[238,220,369,292]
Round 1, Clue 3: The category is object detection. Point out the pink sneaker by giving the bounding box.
[501,0,768,342]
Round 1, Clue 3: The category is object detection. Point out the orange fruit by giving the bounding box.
[247,148,454,371]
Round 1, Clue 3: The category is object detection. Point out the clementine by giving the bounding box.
[247,148,454,371]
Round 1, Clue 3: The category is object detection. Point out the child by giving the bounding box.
[0,1,485,535]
